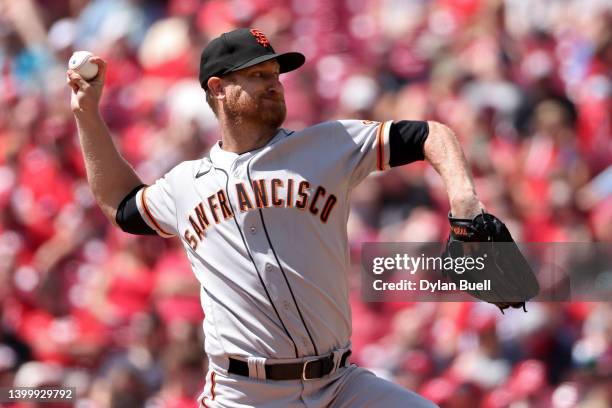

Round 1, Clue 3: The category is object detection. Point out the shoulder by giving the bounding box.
[163,158,209,181]
[316,119,383,131]
[290,120,376,137]
[282,121,336,136]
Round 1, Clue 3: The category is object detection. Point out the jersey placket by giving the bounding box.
[191,152,298,358]
[232,155,318,358]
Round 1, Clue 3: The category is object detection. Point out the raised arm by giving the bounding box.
[424,121,483,219]
[67,57,143,226]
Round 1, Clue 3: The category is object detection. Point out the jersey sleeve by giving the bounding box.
[135,173,178,238]
[339,119,430,187]
[339,119,393,187]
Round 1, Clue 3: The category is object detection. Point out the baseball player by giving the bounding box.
[68,28,484,408]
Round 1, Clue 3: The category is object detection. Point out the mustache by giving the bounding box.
[259,93,284,102]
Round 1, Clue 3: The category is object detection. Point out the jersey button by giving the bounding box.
[283,300,290,310]
[265,264,272,271]
[250,226,257,234]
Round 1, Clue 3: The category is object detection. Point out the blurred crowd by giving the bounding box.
[0,0,610,407]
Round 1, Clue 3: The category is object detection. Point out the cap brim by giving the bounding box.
[228,52,305,74]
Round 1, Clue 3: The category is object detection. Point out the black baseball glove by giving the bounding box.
[443,211,540,312]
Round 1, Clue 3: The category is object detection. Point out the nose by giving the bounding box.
[267,76,282,93]
[266,79,283,98]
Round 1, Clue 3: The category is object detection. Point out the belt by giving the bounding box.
[228,350,351,381]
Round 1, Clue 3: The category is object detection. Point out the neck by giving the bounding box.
[217,115,279,154]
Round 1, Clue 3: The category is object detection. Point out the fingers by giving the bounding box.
[67,70,89,90]
[88,56,107,84]
[65,74,79,93]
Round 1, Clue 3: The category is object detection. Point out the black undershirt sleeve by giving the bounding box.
[115,184,157,235]
[388,120,429,167]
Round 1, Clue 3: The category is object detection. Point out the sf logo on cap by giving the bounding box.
[250,29,270,48]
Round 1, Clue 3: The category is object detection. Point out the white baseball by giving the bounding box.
[68,51,99,81]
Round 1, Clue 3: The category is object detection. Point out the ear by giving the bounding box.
[207,77,225,100]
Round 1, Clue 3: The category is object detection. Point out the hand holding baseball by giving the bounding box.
[69,51,99,80]
[66,53,106,117]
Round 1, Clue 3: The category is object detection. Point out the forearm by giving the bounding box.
[424,121,481,218]
[75,113,143,224]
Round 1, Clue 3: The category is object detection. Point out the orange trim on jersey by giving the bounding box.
[376,122,386,171]
[141,187,172,236]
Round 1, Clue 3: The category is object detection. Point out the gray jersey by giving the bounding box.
[135,120,392,371]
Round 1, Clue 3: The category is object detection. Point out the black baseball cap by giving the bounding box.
[199,28,305,90]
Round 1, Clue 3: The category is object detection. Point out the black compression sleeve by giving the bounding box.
[115,184,157,235]
[389,120,429,167]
